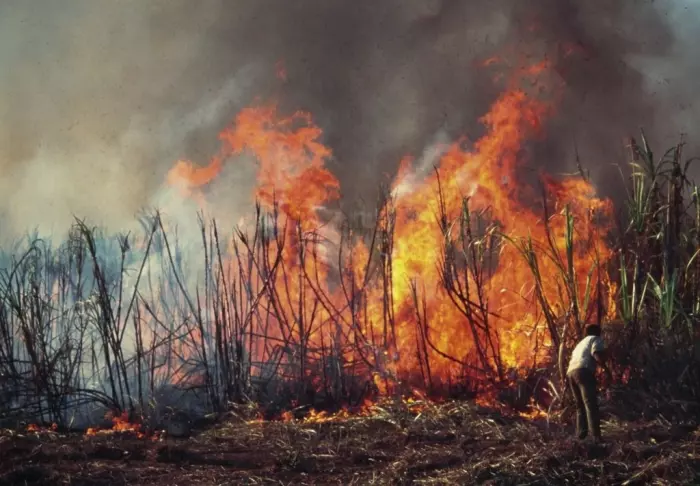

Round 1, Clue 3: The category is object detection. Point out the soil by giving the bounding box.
[1,401,698,485]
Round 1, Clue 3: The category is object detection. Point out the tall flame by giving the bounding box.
[164,58,615,391]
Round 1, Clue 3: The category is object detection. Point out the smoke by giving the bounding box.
[1,0,698,241]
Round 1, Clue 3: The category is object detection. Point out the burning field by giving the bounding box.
[2,398,699,485]
[2,1,700,484]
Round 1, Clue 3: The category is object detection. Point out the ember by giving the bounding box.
[25,423,58,434]
[84,411,153,440]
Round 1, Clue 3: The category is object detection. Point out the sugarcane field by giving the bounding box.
[1,1,699,485]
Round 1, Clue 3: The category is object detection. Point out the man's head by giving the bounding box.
[585,324,602,337]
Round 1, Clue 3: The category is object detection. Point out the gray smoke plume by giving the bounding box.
[1,0,698,240]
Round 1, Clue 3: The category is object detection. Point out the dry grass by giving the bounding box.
[1,398,698,485]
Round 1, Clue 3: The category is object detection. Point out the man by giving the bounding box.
[567,324,612,442]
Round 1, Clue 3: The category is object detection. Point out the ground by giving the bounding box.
[1,400,699,485]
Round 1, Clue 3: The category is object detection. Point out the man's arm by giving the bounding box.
[593,349,613,382]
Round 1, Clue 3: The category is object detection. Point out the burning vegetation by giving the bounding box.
[1,33,699,486]
[162,57,616,404]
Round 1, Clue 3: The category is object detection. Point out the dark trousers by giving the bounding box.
[568,367,601,439]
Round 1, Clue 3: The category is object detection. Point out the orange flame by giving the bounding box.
[26,423,57,433]
[163,57,615,396]
[85,411,151,440]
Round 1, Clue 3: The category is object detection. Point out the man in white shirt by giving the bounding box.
[567,324,612,442]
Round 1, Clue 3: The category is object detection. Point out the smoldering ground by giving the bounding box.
[1,0,698,241]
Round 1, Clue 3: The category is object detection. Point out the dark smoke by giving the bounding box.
[1,0,698,238]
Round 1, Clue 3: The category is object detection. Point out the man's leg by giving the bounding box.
[568,372,588,439]
[579,369,601,440]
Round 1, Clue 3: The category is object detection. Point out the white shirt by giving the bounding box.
[567,335,605,374]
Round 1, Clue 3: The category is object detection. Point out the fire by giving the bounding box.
[219,104,339,225]
[167,157,223,205]
[518,404,549,420]
[26,423,58,434]
[164,56,615,397]
[278,396,429,424]
[85,411,151,440]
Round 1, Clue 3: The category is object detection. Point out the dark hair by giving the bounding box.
[585,324,601,337]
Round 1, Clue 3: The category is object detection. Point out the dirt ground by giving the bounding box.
[1,400,698,485]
